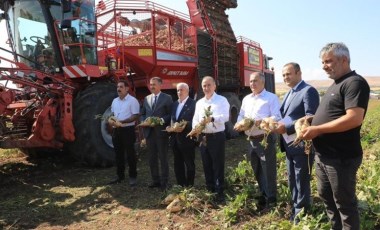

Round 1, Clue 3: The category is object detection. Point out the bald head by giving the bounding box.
[249,72,265,95]
[201,76,216,99]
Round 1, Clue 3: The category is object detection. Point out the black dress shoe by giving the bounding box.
[129,177,137,186]
[254,195,267,206]
[214,193,226,204]
[148,182,161,188]
[107,178,124,185]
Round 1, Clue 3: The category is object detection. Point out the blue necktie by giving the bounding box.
[152,96,157,109]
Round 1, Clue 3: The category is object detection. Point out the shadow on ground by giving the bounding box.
[0,137,246,229]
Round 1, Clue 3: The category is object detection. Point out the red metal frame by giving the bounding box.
[0,0,275,151]
[186,0,218,82]
[96,0,198,93]
[236,36,265,87]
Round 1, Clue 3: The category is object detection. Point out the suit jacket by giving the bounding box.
[141,92,173,138]
[170,97,196,147]
[280,81,319,154]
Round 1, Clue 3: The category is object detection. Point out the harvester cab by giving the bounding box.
[0,0,100,73]
[0,0,102,153]
[60,0,98,66]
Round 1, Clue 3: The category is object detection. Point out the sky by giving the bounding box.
[152,0,380,82]
[1,0,379,82]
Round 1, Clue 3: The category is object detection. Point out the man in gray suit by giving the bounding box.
[141,77,173,189]
[273,62,319,223]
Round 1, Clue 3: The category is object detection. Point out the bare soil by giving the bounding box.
[0,137,248,230]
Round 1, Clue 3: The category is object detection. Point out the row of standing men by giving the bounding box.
[108,42,369,229]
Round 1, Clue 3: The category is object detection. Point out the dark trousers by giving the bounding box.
[172,140,196,187]
[112,126,137,179]
[146,134,169,186]
[249,133,277,203]
[315,154,362,230]
[199,132,225,195]
[286,151,314,219]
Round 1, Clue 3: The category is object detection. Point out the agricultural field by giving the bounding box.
[1,100,380,230]
[276,76,380,96]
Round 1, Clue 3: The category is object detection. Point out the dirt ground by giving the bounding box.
[0,137,249,230]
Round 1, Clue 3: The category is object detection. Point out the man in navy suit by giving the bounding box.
[169,83,196,187]
[141,77,173,189]
[273,62,319,223]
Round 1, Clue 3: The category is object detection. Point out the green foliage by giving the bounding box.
[148,116,164,126]
[223,156,259,225]
[361,101,380,148]
[357,100,380,229]
[222,192,250,224]
[226,155,255,187]
[220,100,380,229]
[166,185,213,216]
[276,152,292,202]
[0,149,21,159]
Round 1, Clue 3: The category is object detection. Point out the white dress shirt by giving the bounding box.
[176,96,188,120]
[111,94,140,127]
[192,93,230,133]
[237,89,281,136]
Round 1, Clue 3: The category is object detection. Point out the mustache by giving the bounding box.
[117,90,121,93]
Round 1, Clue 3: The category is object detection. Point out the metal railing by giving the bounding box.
[98,0,190,21]
[236,36,261,47]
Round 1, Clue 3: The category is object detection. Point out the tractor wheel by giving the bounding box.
[65,82,117,167]
[220,92,241,139]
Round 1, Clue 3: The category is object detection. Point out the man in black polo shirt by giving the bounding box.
[302,43,369,230]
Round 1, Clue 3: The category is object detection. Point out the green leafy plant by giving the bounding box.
[223,156,259,225]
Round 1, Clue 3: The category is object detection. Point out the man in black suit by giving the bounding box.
[141,77,173,189]
[169,83,196,187]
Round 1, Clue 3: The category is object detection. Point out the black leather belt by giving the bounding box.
[114,125,135,129]
[248,134,265,140]
[202,131,224,136]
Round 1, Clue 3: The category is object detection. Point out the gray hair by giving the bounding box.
[250,72,265,83]
[319,42,350,64]
[283,62,301,73]
[176,82,189,91]
[151,76,163,84]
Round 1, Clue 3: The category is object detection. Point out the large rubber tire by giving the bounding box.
[65,82,117,167]
[220,92,241,139]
